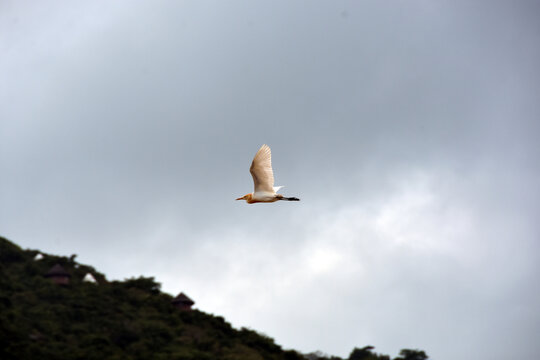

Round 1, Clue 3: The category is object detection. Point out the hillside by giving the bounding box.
[0,236,428,360]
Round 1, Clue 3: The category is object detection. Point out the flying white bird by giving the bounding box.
[236,144,300,204]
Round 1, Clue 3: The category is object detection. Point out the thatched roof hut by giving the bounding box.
[44,264,71,285]
[171,292,195,310]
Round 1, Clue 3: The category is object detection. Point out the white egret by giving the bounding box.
[236,144,300,204]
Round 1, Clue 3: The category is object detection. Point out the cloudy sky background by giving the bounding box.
[1,1,539,359]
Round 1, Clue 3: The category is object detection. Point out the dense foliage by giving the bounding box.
[0,236,428,360]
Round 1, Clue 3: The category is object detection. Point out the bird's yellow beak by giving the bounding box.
[236,197,243,200]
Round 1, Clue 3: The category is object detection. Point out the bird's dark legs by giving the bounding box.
[275,194,300,201]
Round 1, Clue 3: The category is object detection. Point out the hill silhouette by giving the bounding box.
[0,236,428,360]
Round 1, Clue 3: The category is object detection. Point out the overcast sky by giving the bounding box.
[1,1,539,359]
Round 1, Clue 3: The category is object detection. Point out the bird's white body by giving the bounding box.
[236,144,299,204]
[253,190,279,202]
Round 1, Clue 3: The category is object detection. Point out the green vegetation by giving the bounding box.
[0,236,428,360]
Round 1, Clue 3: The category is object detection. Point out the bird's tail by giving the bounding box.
[282,197,300,201]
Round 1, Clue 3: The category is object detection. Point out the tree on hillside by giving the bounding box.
[395,349,428,360]
[348,346,390,360]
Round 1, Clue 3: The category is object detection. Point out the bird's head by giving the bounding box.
[236,194,253,202]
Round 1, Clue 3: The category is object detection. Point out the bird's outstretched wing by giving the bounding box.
[250,144,275,193]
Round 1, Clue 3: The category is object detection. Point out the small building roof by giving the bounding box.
[171,292,194,305]
[34,253,44,261]
[45,264,71,278]
[83,273,97,283]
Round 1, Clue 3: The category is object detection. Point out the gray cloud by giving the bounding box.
[1,1,539,359]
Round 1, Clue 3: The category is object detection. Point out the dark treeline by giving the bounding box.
[0,236,428,360]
